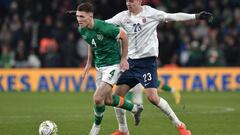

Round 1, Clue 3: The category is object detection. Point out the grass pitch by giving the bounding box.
[0,91,239,135]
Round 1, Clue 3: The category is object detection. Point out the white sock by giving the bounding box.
[132,83,143,104]
[89,123,100,135]
[114,107,128,132]
[157,97,181,127]
[131,104,139,113]
[170,87,175,94]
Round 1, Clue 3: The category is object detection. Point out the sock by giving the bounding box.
[158,80,172,92]
[89,123,100,135]
[125,91,133,101]
[132,83,143,104]
[170,87,175,93]
[162,84,172,92]
[157,80,161,87]
[114,107,128,132]
[157,97,181,127]
[94,105,105,125]
[111,95,134,111]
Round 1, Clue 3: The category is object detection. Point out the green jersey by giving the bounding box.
[78,19,121,68]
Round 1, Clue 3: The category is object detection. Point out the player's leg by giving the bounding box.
[126,83,143,104]
[145,88,191,135]
[102,65,140,112]
[132,83,143,104]
[111,84,143,135]
[111,69,143,135]
[158,80,181,104]
[111,84,130,135]
[89,81,111,135]
[112,83,142,135]
[88,70,103,135]
[90,65,122,135]
[90,65,141,135]
[140,58,190,135]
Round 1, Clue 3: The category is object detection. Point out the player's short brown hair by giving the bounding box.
[77,2,94,13]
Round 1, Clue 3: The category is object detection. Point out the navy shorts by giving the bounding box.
[117,57,158,89]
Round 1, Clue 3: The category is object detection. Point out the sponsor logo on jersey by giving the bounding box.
[144,82,150,87]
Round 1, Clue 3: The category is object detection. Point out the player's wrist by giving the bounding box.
[121,55,128,60]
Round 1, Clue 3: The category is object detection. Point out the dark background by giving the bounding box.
[0,0,239,68]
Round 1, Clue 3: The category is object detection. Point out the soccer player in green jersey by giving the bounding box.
[74,2,143,135]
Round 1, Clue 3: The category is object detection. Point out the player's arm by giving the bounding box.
[105,12,123,26]
[118,28,129,71]
[164,11,213,22]
[82,46,93,80]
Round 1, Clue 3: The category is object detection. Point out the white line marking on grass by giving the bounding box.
[182,106,236,114]
[200,107,235,114]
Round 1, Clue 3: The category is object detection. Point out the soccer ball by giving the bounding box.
[39,120,58,135]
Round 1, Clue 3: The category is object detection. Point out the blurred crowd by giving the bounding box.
[0,0,239,68]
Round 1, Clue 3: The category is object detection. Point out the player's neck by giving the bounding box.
[87,18,95,29]
[131,6,142,15]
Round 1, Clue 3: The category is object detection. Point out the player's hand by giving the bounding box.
[82,64,91,80]
[196,11,213,22]
[120,58,129,71]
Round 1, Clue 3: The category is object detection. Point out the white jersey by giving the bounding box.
[106,5,195,59]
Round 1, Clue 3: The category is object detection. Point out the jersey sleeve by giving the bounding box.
[148,6,195,22]
[146,6,168,22]
[105,12,123,26]
[102,21,120,39]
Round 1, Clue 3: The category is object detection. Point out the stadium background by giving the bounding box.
[0,0,239,92]
[0,0,240,68]
[0,0,240,135]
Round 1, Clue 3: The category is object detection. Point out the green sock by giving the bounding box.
[94,105,105,125]
[157,80,161,87]
[158,80,172,92]
[111,95,134,111]
[162,84,172,92]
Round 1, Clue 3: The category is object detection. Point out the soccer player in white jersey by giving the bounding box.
[106,0,213,135]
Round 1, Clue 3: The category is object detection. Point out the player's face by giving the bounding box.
[126,0,141,12]
[76,11,92,28]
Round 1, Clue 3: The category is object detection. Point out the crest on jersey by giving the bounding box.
[142,18,146,23]
[97,34,103,40]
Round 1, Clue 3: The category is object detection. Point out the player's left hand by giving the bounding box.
[120,58,129,71]
[196,11,213,22]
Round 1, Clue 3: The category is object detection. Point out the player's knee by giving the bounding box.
[104,95,113,105]
[94,95,104,105]
[147,95,159,105]
[113,89,125,97]
[113,85,129,96]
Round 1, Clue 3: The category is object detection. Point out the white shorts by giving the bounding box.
[96,64,121,88]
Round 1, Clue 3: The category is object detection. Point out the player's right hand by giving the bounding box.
[120,58,129,71]
[196,11,213,22]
